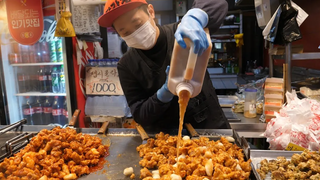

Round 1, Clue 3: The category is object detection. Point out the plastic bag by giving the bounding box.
[235,76,267,101]
[267,0,302,45]
[55,11,76,37]
[264,90,320,150]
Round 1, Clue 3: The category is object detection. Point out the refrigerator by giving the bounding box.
[0,15,72,126]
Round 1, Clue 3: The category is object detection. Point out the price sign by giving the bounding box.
[85,67,124,95]
[6,0,44,45]
[285,142,306,151]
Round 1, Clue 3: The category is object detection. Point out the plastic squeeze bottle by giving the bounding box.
[167,28,212,98]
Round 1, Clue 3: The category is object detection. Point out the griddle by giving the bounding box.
[0,127,255,179]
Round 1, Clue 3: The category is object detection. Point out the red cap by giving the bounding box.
[98,0,148,28]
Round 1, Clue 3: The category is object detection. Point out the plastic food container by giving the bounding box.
[244,88,257,118]
[264,89,284,96]
[264,94,284,107]
[265,114,276,123]
[264,105,282,116]
[265,78,284,90]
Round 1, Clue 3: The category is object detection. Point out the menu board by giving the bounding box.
[85,67,124,95]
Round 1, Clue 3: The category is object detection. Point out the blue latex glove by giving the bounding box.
[175,8,209,55]
[157,66,174,103]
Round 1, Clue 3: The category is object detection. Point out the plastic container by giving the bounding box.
[264,94,283,107]
[265,77,284,90]
[167,28,212,97]
[264,89,284,96]
[266,114,276,123]
[264,105,281,116]
[244,88,257,118]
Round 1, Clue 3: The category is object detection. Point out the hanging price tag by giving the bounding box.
[85,67,124,95]
[285,142,306,151]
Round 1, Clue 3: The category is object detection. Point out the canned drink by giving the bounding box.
[41,51,50,62]
[55,38,63,62]
[40,42,50,62]
[21,52,30,63]
[8,53,21,64]
[49,40,57,62]
[40,41,49,52]
[29,52,37,63]
[19,44,29,52]
[12,42,20,53]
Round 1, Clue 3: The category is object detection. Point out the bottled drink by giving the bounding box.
[21,52,30,63]
[43,96,53,124]
[29,43,40,63]
[33,97,43,125]
[46,66,52,92]
[168,28,212,98]
[56,38,63,62]
[17,69,27,93]
[30,68,39,91]
[38,66,48,92]
[62,97,68,125]
[49,40,57,62]
[40,42,50,62]
[52,96,63,124]
[52,67,60,93]
[59,65,66,93]
[22,96,34,125]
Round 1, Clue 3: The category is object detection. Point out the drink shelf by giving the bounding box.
[16,92,66,96]
[11,62,63,67]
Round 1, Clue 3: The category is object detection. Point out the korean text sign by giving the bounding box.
[6,0,44,45]
[85,67,124,95]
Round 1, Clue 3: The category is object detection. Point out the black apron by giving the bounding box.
[119,23,231,131]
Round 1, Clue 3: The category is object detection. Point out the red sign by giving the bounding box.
[6,0,44,45]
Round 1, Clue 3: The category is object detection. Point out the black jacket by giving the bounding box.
[117,0,231,130]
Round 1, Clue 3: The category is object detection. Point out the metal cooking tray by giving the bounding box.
[0,127,252,180]
[79,128,252,180]
[250,150,301,180]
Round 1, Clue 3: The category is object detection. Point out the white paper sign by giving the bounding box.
[73,5,101,34]
[86,67,124,95]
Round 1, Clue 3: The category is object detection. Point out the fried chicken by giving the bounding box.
[136,132,251,179]
[0,127,109,180]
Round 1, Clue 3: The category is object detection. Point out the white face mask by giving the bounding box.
[122,20,157,50]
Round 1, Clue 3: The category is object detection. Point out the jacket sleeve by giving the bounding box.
[117,61,172,126]
[192,0,228,33]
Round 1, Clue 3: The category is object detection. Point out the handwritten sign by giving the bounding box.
[86,67,124,95]
[285,142,306,151]
[73,5,100,34]
[6,0,44,45]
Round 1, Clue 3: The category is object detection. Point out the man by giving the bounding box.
[98,0,231,130]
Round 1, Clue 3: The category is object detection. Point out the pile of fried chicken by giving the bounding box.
[136,132,251,180]
[257,150,320,180]
[0,127,109,180]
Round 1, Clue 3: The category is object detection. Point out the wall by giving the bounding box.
[265,1,320,70]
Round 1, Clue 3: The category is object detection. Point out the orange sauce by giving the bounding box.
[89,147,110,173]
[184,68,194,80]
[176,90,191,158]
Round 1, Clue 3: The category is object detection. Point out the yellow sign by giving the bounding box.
[285,142,306,151]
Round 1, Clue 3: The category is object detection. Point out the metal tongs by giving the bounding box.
[0,119,27,135]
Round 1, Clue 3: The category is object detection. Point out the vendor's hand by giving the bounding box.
[175,8,209,56]
[157,66,174,103]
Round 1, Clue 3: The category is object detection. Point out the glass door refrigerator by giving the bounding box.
[0,14,72,126]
